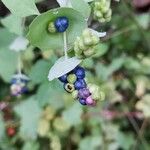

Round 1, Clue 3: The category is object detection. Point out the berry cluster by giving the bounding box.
[10,75,28,97]
[48,16,69,33]
[93,0,112,23]
[74,29,99,59]
[58,66,104,106]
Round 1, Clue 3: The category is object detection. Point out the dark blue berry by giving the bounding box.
[78,88,91,99]
[58,74,68,83]
[73,66,85,79]
[79,99,87,105]
[74,79,87,90]
[54,17,69,33]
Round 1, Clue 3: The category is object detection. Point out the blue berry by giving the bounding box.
[74,79,87,90]
[58,74,68,83]
[79,99,87,105]
[73,66,85,79]
[78,88,91,99]
[54,17,69,33]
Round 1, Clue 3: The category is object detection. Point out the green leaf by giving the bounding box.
[0,48,17,82]
[22,141,39,150]
[1,0,40,17]
[36,81,64,109]
[116,132,134,150]
[79,136,102,150]
[0,28,16,48]
[29,60,50,84]
[48,57,82,81]
[1,14,23,35]
[14,97,42,140]
[70,0,91,19]
[62,102,83,126]
[27,8,87,50]
[0,113,5,140]
[136,94,150,118]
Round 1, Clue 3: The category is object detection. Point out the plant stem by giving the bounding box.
[17,52,22,75]
[63,31,68,60]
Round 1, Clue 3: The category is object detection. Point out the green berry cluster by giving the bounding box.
[93,0,112,23]
[74,29,99,59]
[48,22,56,33]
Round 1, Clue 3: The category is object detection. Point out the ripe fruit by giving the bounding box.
[74,79,87,90]
[78,88,91,99]
[74,66,85,79]
[59,74,68,83]
[86,96,94,105]
[64,83,75,93]
[79,99,87,105]
[67,74,77,84]
[54,17,69,32]
[6,127,16,137]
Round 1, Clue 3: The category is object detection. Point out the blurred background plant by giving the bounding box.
[0,0,150,150]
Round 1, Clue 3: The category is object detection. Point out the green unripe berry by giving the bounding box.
[72,90,78,99]
[78,39,87,50]
[95,11,103,18]
[83,48,95,57]
[83,37,93,46]
[64,83,75,93]
[92,36,99,45]
[48,22,56,33]
[67,74,77,84]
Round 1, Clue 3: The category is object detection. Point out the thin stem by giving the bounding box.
[17,52,22,75]
[63,31,68,60]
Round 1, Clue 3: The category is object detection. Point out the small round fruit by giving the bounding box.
[79,99,87,105]
[74,79,87,90]
[78,88,91,99]
[72,90,78,99]
[67,74,77,84]
[86,96,94,105]
[48,22,56,33]
[74,66,85,79]
[58,74,68,83]
[64,83,75,93]
[7,127,16,137]
[54,16,69,33]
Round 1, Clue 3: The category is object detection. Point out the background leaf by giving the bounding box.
[62,102,83,126]
[14,97,42,140]
[0,48,17,82]
[70,0,91,19]
[1,0,40,17]
[1,14,23,35]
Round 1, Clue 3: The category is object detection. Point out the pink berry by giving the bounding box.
[86,96,94,105]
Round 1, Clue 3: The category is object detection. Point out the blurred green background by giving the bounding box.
[0,0,150,150]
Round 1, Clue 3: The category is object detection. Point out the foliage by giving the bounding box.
[0,0,150,150]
